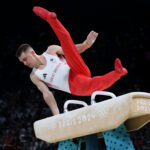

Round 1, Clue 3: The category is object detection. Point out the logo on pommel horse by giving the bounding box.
[58,109,108,129]
[136,99,150,112]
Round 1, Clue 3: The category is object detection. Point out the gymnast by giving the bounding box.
[16,6,127,116]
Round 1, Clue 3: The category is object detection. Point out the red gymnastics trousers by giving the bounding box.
[33,7,127,96]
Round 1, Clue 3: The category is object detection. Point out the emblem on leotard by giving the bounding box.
[43,73,47,79]
[50,58,56,63]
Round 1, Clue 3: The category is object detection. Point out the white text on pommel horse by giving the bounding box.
[136,99,150,112]
[58,110,107,128]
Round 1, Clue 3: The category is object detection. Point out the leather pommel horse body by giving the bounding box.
[34,92,150,143]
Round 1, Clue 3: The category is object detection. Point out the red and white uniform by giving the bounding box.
[33,7,127,96]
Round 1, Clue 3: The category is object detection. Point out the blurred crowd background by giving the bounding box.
[0,0,150,149]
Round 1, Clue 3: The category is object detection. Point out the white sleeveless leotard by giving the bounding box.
[32,52,71,93]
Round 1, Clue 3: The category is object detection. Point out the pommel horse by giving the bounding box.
[33,91,150,144]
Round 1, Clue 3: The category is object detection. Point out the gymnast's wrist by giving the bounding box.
[83,40,91,49]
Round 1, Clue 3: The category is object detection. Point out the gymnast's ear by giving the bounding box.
[31,49,36,55]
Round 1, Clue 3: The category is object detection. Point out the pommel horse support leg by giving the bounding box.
[91,91,134,150]
[34,91,150,148]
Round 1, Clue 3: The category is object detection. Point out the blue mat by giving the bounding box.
[102,124,135,150]
[58,139,81,150]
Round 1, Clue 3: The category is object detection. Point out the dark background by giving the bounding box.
[0,0,150,149]
[0,0,150,94]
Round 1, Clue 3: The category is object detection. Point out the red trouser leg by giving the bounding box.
[69,71,122,96]
[33,7,91,76]
[44,15,125,96]
[43,10,91,77]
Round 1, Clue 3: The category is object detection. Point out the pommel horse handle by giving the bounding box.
[91,91,117,105]
[64,100,88,113]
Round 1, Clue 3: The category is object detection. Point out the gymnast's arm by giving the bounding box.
[76,30,99,53]
[46,30,98,55]
[30,72,60,115]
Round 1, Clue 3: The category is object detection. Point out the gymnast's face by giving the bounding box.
[19,49,37,68]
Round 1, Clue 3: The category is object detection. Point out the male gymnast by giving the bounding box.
[16,6,127,115]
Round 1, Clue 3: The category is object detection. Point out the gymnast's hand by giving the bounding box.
[85,31,98,48]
